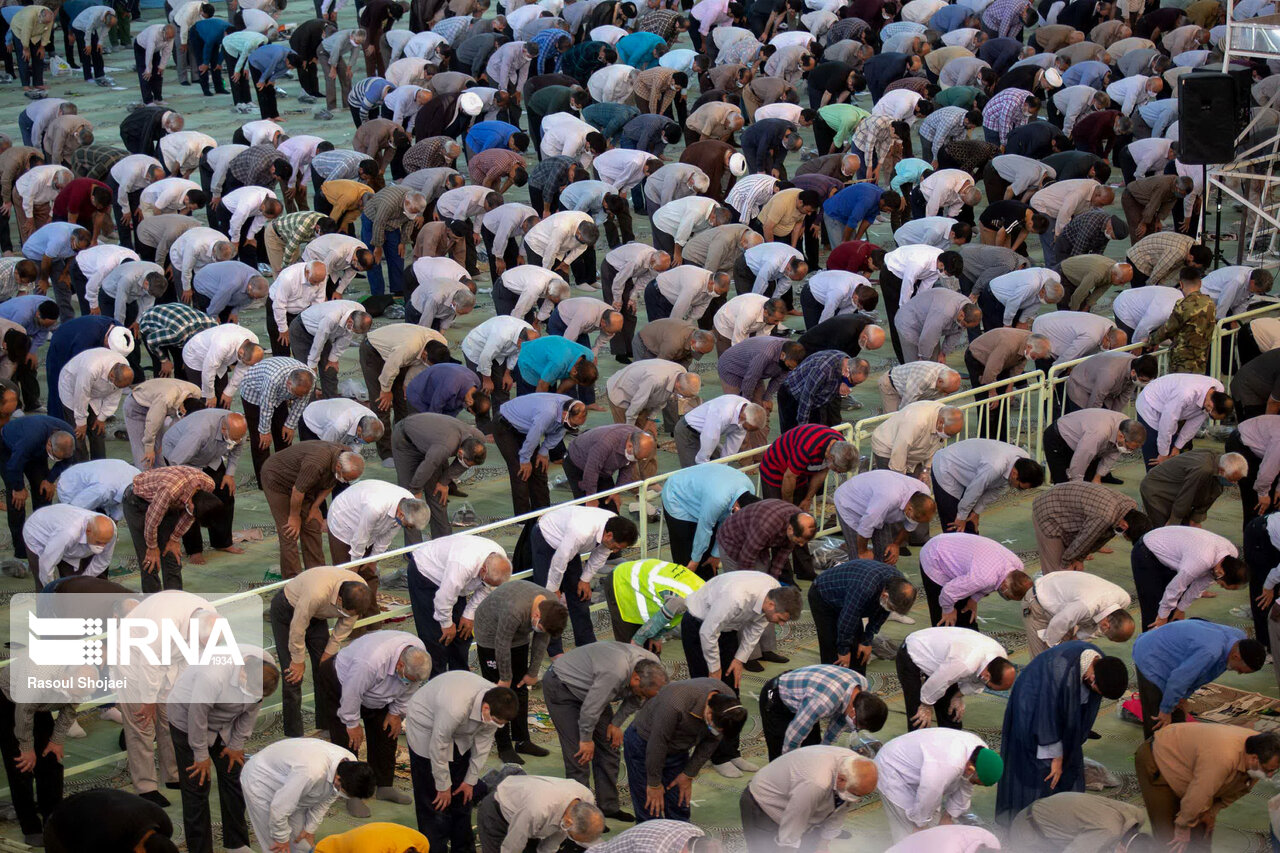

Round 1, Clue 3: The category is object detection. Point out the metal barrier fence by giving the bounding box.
[1210,300,1280,391]
[24,298,1280,783]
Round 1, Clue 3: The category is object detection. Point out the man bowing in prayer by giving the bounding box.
[994,640,1130,824]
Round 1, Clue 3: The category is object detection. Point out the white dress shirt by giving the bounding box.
[1106,74,1155,115]
[684,572,780,671]
[992,154,1055,196]
[1134,373,1224,456]
[806,270,869,323]
[592,148,653,191]
[653,197,720,245]
[1201,265,1255,318]
[1112,285,1181,343]
[240,739,355,846]
[540,112,598,167]
[297,300,364,368]
[870,400,947,472]
[15,166,69,218]
[222,185,274,241]
[182,324,260,399]
[588,64,639,103]
[300,397,379,449]
[483,203,538,253]
[537,505,614,588]
[22,504,116,584]
[919,169,973,217]
[333,630,425,726]
[170,226,229,293]
[524,211,595,268]
[55,458,140,520]
[1033,571,1131,646]
[683,394,749,463]
[713,293,776,345]
[410,533,506,627]
[886,244,943,306]
[1143,526,1238,618]
[905,626,1006,705]
[77,245,140,310]
[462,315,534,374]
[747,746,860,847]
[874,728,987,828]
[988,268,1057,327]
[436,186,493,222]
[930,438,1026,518]
[302,234,368,295]
[268,263,325,329]
[328,480,415,556]
[277,135,324,183]
[833,469,929,537]
[140,177,200,214]
[744,243,803,298]
[1031,311,1116,365]
[1128,137,1174,178]
[885,826,1003,853]
[57,347,128,427]
[404,670,502,788]
[494,776,596,853]
[501,265,569,320]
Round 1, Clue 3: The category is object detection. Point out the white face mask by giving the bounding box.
[87,542,107,554]
[1249,768,1271,781]
[623,447,636,462]
[837,788,861,803]
[1116,439,1129,453]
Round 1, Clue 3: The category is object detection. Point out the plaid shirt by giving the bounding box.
[311,149,365,181]
[403,137,454,172]
[432,15,473,45]
[919,105,969,146]
[982,0,1030,37]
[983,89,1032,146]
[852,114,895,166]
[781,349,847,424]
[0,258,29,303]
[638,9,681,40]
[814,559,903,653]
[825,17,868,44]
[941,139,1000,174]
[726,174,777,224]
[362,185,410,247]
[1032,482,1136,563]
[69,145,127,181]
[271,211,326,265]
[468,148,524,187]
[239,356,313,433]
[528,155,576,195]
[584,102,641,142]
[530,28,571,72]
[634,67,679,114]
[131,465,215,548]
[1128,232,1195,285]
[591,820,704,853]
[137,302,218,350]
[1056,209,1110,257]
[888,360,949,406]
[228,144,279,188]
[716,498,801,576]
[773,665,869,752]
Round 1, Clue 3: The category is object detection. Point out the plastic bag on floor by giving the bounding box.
[338,378,368,402]
[812,537,849,570]
[452,502,477,527]
[1083,757,1120,790]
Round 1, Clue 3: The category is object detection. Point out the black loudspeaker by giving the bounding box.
[1179,72,1242,164]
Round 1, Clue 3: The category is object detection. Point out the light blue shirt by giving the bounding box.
[1132,620,1244,714]
[662,464,754,562]
[499,392,575,464]
[22,222,82,261]
[0,295,55,347]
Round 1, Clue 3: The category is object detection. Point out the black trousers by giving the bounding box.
[180,464,235,554]
[170,725,249,853]
[1131,539,1176,631]
[3,454,52,559]
[493,416,551,515]
[1136,666,1185,739]
[879,268,906,363]
[315,657,398,786]
[921,568,977,629]
[477,642,531,749]
[410,744,476,853]
[224,47,251,104]
[408,567,472,677]
[600,259,637,360]
[73,27,104,80]
[249,65,279,120]
[1244,516,1278,653]
[269,589,331,737]
[896,643,962,731]
[0,693,60,836]
[806,583,843,669]
[759,676,821,761]
[930,473,977,535]
[1227,430,1270,534]
[523,521,596,656]
[241,400,291,485]
[663,509,719,577]
[680,613,741,763]
[1042,421,1099,484]
[133,42,163,102]
[122,487,185,591]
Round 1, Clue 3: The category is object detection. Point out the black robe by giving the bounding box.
[119,107,171,159]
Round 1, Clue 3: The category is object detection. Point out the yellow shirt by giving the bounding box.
[757,188,806,238]
[314,823,430,853]
[322,179,374,230]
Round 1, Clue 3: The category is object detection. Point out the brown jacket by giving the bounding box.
[1151,722,1258,828]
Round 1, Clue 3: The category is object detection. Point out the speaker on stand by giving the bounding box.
[1178,72,1246,268]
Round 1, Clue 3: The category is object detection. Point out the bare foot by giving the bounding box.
[1084,554,1096,561]
[1096,546,1114,554]
[586,403,606,412]
[187,553,207,565]
[217,545,246,554]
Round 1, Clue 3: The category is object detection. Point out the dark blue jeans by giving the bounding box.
[623,725,691,822]
[361,213,403,296]
[409,745,475,853]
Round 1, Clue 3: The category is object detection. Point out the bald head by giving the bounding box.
[85,514,116,547]
[938,405,964,435]
[108,364,134,387]
[838,756,878,798]
[674,372,701,397]
[937,368,962,394]
[224,412,248,441]
[859,325,886,350]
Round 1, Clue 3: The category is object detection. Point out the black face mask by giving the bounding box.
[778,358,790,371]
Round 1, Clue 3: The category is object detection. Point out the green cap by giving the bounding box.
[974,748,1003,786]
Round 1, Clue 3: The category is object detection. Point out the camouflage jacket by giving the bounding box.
[1152,289,1216,373]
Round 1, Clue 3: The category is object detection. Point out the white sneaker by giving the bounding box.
[100,706,123,723]
[66,720,87,738]
[730,757,759,772]
[888,612,915,624]
[711,761,742,778]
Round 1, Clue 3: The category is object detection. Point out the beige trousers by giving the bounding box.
[878,372,902,413]
[1022,586,1051,658]
[120,700,178,793]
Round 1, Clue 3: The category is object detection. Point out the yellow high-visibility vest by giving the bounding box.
[611,558,704,625]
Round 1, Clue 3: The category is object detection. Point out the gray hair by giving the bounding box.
[398,647,432,681]
[674,372,701,396]
[404,191,428,214]
[548,280,571,301]
[939,405,964,427]
[849,357,871,378]
[1025,333,1053,359]
[1119,418,1146,445]
[1041,280,1065,303]
[482,552,513,583]
[633,659,668,691]
[837,756,877,794]
[397,498,431,530]
[826,440,857,474]
[1219,452,1248,479]
[689,329,715,352]
[286,368,314,393]
[567,802,605,841]
[357,415,384,440]
[336,450,364,477]
[454,289,477,312]
[741,402,767,431]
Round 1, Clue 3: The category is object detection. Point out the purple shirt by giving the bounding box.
[919,532,1023,611]
[406,362,480,416]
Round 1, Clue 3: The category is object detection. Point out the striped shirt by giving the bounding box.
[467,148,523,187]
[1127,232,1195,285]
[781,349,848,424]
[69,144,127,181]
[716,498,801,576]
[760,424,843,488]
[725,174,777,224]
[717,336,788,401]
[311,149,366,182]
[348,76,395,111]
[270,211,327,266]
[238,356,313,433]
[131,465,214,548]
[812,559,903,653]
[773,665,869,753]
[361,185,410,247]
[138,302,218,351]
